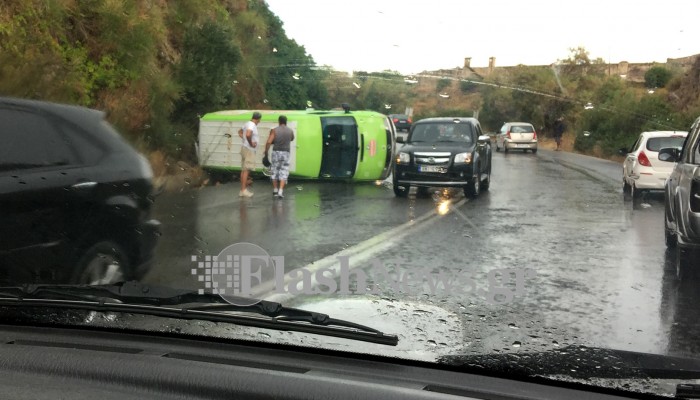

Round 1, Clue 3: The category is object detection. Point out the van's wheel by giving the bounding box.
[72,241,130,285]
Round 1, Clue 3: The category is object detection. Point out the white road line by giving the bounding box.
[260,196,468,303]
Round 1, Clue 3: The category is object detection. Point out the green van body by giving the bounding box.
[198,109,395,181]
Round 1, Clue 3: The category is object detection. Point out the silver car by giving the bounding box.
[495,122,538,153]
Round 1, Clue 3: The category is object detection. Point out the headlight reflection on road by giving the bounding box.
[437,200,450,215]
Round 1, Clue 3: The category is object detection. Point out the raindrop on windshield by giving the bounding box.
[263,99,269,104]
[512,341,522,348]
[552,340,560,347]
[508,323,519,329]
[292,73,300,80]
[258,332,271,339]
[306,101,312,108]
[352,82,361,89]
[427,340,438,347]
[439,93,450,98]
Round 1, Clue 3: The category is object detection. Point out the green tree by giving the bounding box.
[173,21,242,129]
[644,66,672,88]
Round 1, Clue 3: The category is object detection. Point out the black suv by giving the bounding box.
[0,97,160,285]
[393,117,492,198]
[659,115,700,277]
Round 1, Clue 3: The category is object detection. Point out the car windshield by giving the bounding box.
[410,123,473,143]
[646,136,687,151]
[3,1,700,398]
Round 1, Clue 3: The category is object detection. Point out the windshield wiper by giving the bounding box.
[0,281,399,346]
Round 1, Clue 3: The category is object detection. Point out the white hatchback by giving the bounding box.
[621,130,687,201]
[495,122,538,153]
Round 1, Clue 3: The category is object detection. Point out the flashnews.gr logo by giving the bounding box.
[191,242,279,306]
[191,242,537,306]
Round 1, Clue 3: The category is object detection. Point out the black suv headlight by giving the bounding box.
[453,152,472,164]
[396,152,410,164]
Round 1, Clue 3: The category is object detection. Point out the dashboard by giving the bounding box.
[0,324,645,400]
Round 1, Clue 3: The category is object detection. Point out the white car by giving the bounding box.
[621,130,688,201]
[495,122,538,153]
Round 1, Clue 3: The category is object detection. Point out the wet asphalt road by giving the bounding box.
[144,148,700,360]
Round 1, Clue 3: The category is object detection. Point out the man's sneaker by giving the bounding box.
[277,192,284,199]
[239,189,254,197]
[273,190,278,197]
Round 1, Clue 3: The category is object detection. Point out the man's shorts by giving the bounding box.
[271,151,290,181]
[241,147,256,171]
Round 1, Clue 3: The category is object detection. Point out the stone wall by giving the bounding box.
[423,54,699,84]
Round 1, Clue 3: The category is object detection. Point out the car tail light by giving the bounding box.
[638,151,652,167]
[408,118,412,123]
[393,118,399,123]
[533,131,537,140]
[506,130,511,139]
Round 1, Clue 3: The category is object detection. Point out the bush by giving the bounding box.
[645,66,672,88]
[459,80,478,94]
[436,78,452,92]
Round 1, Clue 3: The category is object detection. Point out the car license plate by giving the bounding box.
[517,144,528,148]
[420,166,445,173]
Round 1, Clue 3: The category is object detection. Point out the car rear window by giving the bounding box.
[646,136,686,152]
[510,125,534,133]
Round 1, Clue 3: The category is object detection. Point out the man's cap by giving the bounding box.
[252,111,262,120]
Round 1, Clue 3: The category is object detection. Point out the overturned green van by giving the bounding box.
[198,109,396,181]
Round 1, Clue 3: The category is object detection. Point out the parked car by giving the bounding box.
[393,117,492,198]
[620,130,687,202]
[389,114,412,132]
[495,122,538,153]
[658,119,700,277]
[0,97,160,285]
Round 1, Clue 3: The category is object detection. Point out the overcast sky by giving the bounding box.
[266,0,700,75]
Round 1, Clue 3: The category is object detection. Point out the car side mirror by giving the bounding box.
[396,136,405,143]
[618,147,628,156]
[658,147,680,163]
[478,135,490,142]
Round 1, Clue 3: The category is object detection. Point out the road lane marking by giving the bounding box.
[260,196,468,303]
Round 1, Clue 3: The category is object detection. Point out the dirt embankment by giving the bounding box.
[148,150,209,192]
